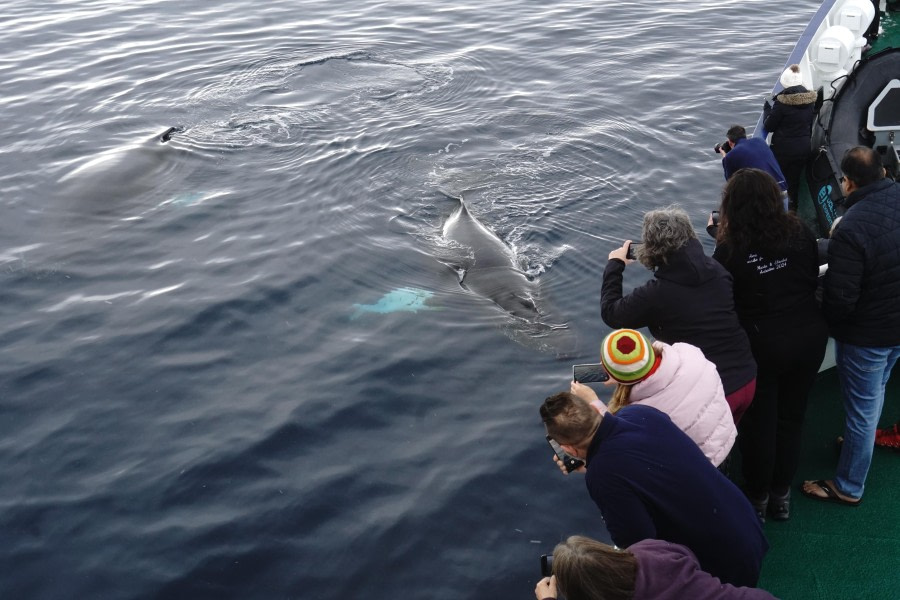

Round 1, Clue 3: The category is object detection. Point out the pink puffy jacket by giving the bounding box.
[629,341,736,466]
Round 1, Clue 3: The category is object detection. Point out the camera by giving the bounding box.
[540,554,553,577]
[714,140,733,155]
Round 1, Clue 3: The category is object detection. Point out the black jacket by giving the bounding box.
[601,238,756,395]
[713,223,823,329]
[763,85,816,160]
[824,178,900,346]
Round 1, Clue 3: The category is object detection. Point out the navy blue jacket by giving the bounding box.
[584,404,768,588]
[722,137,786,191]
[824,178,900,346]
[601,238,756,395]
[763,86,817,160]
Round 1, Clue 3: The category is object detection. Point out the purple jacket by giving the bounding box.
[631,540,778,599]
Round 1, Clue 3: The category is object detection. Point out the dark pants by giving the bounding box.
[739,316,828,496]
[775,154,808,212]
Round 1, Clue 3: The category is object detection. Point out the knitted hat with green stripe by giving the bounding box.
[600,329,657,384]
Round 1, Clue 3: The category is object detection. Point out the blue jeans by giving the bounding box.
[834,341,900,498]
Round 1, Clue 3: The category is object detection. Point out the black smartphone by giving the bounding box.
[711,210,720,227]
[573,363,609,384]
[540,554,553,577]
[546,435,585,473]
[625,242,643,260]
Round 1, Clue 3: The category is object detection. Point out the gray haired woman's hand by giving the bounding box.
[608,240,634,264]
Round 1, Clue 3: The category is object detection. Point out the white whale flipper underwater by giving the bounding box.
[351,287,440,320]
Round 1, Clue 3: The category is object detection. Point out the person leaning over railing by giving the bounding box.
[533,536,777,600]
[570,329,736,468]
[539,387,767,588]
[600,205,757,423]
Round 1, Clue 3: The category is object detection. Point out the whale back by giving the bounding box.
[441,199,540,321]
[442,200,517,270]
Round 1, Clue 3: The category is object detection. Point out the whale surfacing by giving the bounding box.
[441,199,541,321]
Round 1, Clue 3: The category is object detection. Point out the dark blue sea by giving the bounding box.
[0,1,819,598]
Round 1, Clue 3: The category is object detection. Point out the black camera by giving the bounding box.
[540,554,553,577]
[714,140,733,155]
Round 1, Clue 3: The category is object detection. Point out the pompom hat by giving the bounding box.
[779,64,803,88]
[601,329,660,384]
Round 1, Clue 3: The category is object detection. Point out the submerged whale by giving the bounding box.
[58,127,187,203]
[351,287,439,319]
[441,198,541,321]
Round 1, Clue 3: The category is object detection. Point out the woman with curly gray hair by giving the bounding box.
[601,204,756,423]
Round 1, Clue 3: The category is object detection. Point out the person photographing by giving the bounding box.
[533,536,777,600]
[540,331,768,588]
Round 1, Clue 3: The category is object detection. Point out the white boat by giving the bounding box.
[752,0,899,371]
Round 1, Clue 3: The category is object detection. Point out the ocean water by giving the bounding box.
[0,1,818,598]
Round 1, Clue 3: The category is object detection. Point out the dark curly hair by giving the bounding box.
[716,168,807,259]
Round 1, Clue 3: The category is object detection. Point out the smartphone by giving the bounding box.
[626,242,643,260]
[711,210,720,227]
[546,435,585,473]
[573,363,609,384]
[540,554,553,577]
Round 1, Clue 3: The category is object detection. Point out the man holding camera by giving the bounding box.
[719,125,787,207]
[540,386,768,588]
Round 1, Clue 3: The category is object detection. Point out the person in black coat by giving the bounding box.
[802,147,900,505]
[601,205,756,422]
[712,168,828,522]
[763,64,817,212]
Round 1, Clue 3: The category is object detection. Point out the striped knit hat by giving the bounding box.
[600,329,659,384]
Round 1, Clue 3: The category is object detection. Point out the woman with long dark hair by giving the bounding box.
[713,168,828,521]
[533,535,776,599]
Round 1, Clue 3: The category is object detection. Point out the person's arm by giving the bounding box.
[600,261,654,329]
[822,228,865,323]
[711,240,730,266]
[763,99,784,133]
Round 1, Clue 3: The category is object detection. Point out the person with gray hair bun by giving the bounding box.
[534,536,776,600]
[601,204,757,423]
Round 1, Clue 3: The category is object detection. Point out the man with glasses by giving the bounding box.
[802,146,900,506]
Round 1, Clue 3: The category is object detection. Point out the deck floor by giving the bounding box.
[756,369,900,600]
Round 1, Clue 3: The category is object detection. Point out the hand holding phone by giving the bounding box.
[547,435,585,473]
[573,363,609,384]
[625,241,643,261]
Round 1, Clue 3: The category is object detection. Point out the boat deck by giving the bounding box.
[756,370,900,599]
